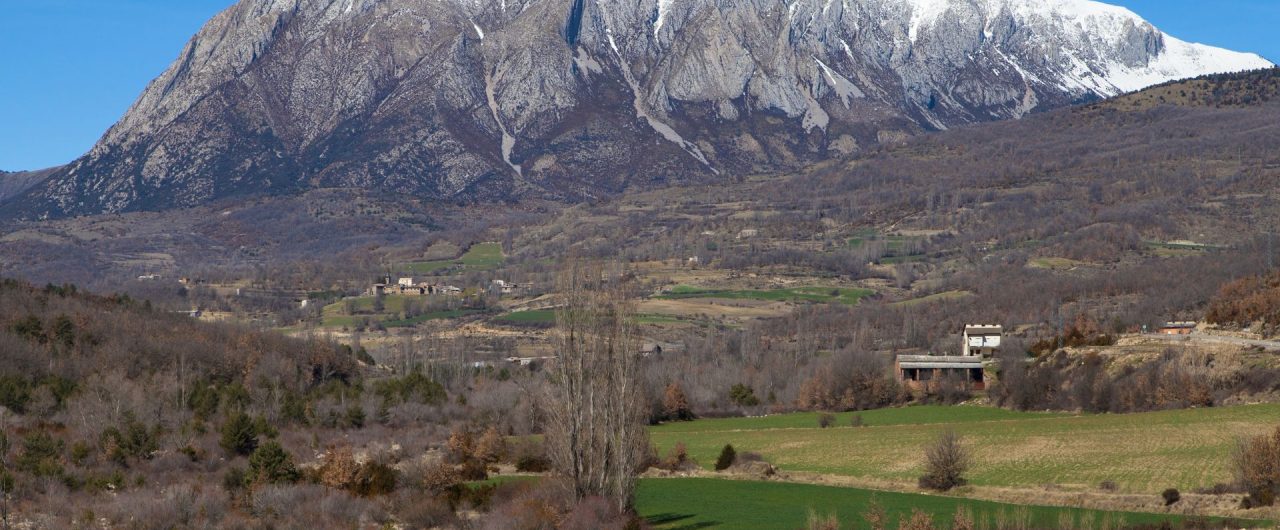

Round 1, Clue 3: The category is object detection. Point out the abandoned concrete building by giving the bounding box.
[896,325,1003,390]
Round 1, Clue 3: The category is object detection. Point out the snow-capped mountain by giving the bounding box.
[7,0,1271,219]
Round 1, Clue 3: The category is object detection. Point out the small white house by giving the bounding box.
[962,325,1003,357]
[397,277,417,287]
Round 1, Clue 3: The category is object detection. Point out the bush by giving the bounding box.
[657,442,697,472]
[343,405,366,429]
[475,426,507,464]
[352,461,397,497]
[246,441,299,486]
[219,411,259,457]
[900,509,937,530]
[16,431,64,477]
[421,462,462,495]
[100,413,159,465]
[396,493,457,528]
[806,510,841,530]
[850,414,865,428]
[1099,480,1118,491]
[817,413,836,428]
[714,444,736,471]
[662,383,695,421]
[223,467,247,494]
[729,384,760,407]
[511,438,550,472]
[1162,488,1181,506]
[918,430,969,492]
[1233,425,1280,507]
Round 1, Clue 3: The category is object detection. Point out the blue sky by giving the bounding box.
[1,0,1277,171]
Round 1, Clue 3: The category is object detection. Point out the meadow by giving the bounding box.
[650,405,1280,493]
[495,309,557,324]
[401,242,505,274]
[636,478,1251,530]
[656,285,875,305]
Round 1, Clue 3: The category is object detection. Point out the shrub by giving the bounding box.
[317,446,361,490]
[246,441,299,486]
[343,405,366,430]
[421,462,462,495]
[17,431,64,477]
[850,414,865,427]
[474,426,507,464]
[918,430,969,492]
[806,510,841,530]
[223,467,247,494]
[1233,425,1280,507]
[817,413,836,428]
[658,442,696,471]
[219,411,259,457]
[512,439,550,472]
[1099,480,1118,491]
[900,509,937,530]
[352,461,397,497]
[729,383,760,407]
[662,383,695,421]
[396,493,456,528]
[0,376,32,414]
[100,413,159,465]
[863,498,887,530]
[1162,488,1181,506]
[714,444,736,471]
[953,506,975,530]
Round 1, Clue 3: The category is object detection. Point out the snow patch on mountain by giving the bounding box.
[654,0,674,37]
[1103,35,1273,93]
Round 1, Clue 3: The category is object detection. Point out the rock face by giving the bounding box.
[6,0,1271,219]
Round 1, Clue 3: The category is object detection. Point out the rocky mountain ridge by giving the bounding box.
[3,0,1270,219]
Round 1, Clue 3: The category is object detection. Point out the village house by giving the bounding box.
[895,324,1003,391]
[491,279,519,295]
[962,324,1003,356]
[1158,321,1196,335]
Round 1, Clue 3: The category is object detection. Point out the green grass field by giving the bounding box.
[656,285,874,305]
[651,407,1065,434]
[637,478,1250,530]
[402,242,505,274]
[650,405,1280,493]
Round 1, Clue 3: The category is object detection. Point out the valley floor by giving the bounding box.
[645,404,1280,522]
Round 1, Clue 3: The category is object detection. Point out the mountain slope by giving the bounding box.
[0,168,58,203]
[4,0,1270,219]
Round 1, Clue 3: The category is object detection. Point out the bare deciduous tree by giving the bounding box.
[543,259,648,513]
[919,429,970,491]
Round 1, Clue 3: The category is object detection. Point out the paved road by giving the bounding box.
[1142,333,1280,351]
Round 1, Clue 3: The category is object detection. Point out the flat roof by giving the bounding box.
[896,355,983,364]
[900,363,985,370]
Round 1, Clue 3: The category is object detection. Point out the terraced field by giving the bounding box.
[650,405,1280,493]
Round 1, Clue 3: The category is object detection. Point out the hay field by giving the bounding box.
[650,405,1280,493]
